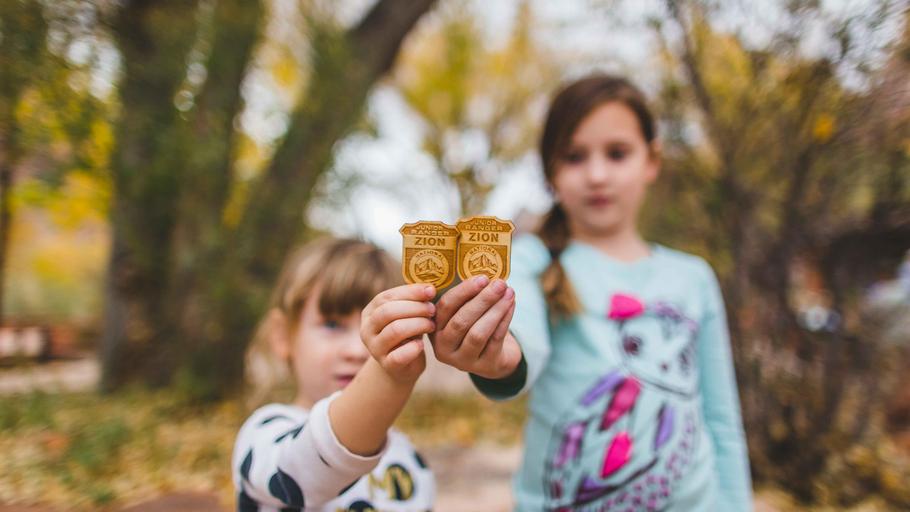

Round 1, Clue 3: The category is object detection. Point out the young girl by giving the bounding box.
[233,238,436,511]
[430,75,752,511]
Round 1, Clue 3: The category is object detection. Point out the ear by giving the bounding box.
[645,139,662,184]
[266,309,293,362]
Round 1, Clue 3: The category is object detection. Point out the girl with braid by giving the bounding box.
[429,75,752,511]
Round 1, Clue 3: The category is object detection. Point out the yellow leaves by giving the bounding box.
[0,389,525,508]
[8,171,110,320]
[0,391,243,507]
[222,132,264,228]
[396,12,480,127]
[81,119,114,171]
[394,1,560,171]
[269,47,300,90]
[813,113,836,143]
[396,392,527,447]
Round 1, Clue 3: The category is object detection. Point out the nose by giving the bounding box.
[585,152,611,185]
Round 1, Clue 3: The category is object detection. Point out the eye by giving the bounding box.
[563,149,587,164]
[606,146,628,161]
[322,318,342,330]
[622,335,642,356]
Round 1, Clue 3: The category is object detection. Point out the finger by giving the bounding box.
[376,317,435,351]
[443,279,509,346]
[434,276,490,331]
[369,284,436,313]
[385,338,425,369]
[481,295,516,359]
[363,284,435,327]
[367,300,435,335]
[457,289,515,360]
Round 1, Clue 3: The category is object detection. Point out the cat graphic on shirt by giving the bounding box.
[544,293,702,512]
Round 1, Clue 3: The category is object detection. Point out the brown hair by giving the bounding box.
[537,74,657,320]
[245,237,401,403]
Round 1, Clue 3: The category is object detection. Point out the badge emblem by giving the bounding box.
[399,221,459,289]
[455,215,514,281]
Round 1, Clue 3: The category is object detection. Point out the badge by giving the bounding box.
[399,221,459,289]
[455,215,514,281]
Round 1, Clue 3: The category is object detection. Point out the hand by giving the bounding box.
[360,284,436,384]
[430,276,522,379]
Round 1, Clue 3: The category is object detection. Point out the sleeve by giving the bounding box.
[471,235,553,400]
[394,433,437,509]
[695,260,754,511]
[232,394,387,509]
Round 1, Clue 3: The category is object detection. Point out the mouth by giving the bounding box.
[586,195,613,208]
[334,374,357,387]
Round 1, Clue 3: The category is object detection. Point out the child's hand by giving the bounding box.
[360,284,437,384]
[429,276,522,380]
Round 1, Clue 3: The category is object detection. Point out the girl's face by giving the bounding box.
[271,289,369,409]
[551,101,659,240]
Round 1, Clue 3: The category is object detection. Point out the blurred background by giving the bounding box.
[1,0,908,510]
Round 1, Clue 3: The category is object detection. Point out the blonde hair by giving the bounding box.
[245,237,401,405]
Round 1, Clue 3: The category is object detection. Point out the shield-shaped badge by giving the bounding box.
[399,221,459,289]
[455,215,515,281]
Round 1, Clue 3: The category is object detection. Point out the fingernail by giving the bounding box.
[474,275,489,287]
[492,279,506,293]
[428,303,436,315]
[504,287,515,300]
[425,285,435,297]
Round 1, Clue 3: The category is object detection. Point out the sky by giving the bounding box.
[55,0,907,259]
[300,0,905,257]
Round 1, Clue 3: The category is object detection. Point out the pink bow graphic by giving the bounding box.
[608,293,645,320]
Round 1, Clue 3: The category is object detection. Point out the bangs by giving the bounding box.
[315,241,401,317]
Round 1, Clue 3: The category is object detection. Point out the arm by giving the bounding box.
[329,357,420,455]
[334,283,436,455]
[431,236,552,400]
[696,261,753,510]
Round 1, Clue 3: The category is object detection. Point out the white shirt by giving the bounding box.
[232,393,435,511]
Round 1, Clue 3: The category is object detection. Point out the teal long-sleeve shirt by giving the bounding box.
[472,235,752,511]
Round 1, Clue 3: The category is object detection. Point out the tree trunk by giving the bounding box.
[0,0,47,325]
[0,155,11,324]
[100,0,438,398]
[100,0,203,390]
[182,0,439,399]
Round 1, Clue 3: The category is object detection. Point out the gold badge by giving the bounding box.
[399,221,459,289]
[456,215,515,281]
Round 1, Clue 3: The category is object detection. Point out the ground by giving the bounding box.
[0,357,901,511]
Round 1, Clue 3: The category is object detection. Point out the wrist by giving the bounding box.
[470,354,527,399]
[476,356,521,380]
[366,357,421,388]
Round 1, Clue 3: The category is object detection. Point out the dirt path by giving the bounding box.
[0,358,98,395]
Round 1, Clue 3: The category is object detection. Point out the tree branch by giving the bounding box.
[232,0,438,282]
